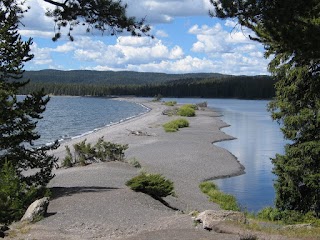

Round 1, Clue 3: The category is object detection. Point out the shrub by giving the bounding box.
[0,161,49,224]
[94,137,128,162]
[257,207,320,225]
[62,146,73,168]
[63,137,128,167]
[177,105,196,117]
[126,172,175,199]
[164,101,177,106]
[128,158,141,168]
[183,104,198,110]
[163,118,189,132]
[199,181,240,211]
[73,139,95,164]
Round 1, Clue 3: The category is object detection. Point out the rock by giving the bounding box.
[21,197,49,222]
[195,210,246,230]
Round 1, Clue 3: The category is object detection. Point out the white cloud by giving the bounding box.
[156,30,169,38]
[20,0,269,75]
[29,43,53,65]
[125,0,212,23]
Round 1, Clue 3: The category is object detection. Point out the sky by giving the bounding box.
[20,0,270,75]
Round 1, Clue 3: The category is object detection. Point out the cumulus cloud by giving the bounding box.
[21,0,269,75]
[29,43,53,65]
[124,0,212,23]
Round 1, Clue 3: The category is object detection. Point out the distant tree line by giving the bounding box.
[19,75,276,99]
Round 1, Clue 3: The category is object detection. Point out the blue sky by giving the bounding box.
[20,0,270,75]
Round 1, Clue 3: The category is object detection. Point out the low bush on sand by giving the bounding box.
[177,105,196,117]
[164,101,177,106]
[163,118,189,132]
[62,137,128,167]
[127,158,142,168]
[199,181,240,211]
[126,172,175,199]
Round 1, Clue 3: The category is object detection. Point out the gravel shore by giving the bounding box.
[11,98,245,240]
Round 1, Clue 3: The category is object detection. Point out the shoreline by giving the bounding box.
[52,97,245,181]
[22,97,246,239]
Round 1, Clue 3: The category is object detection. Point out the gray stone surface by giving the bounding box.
[21,197,49,222]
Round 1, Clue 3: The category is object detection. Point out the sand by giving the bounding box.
[10,98,245,240]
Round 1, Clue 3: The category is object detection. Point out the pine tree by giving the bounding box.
[212,0,320,214]
[0,0,59,201]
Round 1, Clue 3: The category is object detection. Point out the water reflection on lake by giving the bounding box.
[164,98,286,212]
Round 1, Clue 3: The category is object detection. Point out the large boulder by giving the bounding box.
[20,197,49,222]
[195,210,246,230]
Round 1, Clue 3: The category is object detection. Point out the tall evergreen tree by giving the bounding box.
[0,0,58,202]
[211,0,320,214]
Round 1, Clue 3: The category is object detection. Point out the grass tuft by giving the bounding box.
[199,181,240,211]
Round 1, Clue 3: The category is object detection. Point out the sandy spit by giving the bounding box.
[10,97,245,240]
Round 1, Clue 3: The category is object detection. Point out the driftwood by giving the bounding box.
[126,129,154,136]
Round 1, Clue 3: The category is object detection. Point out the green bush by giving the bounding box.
[63,137,128,167]
[164,101,177,106]
[94,137,128,162]
[177,105,196,117]
[183,104,198,110]
[199,181,240,211]
[163,118,189,132]
[62,146,74,168]
[0,161,50,224]
[128,158,141,168]
[257,207,320,225]
[126,172,175,199]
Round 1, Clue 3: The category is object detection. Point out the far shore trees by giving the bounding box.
[212,0,320,215]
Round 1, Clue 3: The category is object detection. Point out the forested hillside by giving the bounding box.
[20,72,275,99]
[23,70,227,85]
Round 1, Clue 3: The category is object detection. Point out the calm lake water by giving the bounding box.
[34,96,149,146]
[163,98,286,212]
[33,96,285,212]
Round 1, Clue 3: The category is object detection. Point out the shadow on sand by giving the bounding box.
[50,186,119,200]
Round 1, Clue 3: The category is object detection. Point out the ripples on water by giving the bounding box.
[34,96,149,146]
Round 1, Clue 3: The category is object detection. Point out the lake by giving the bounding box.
[35,96,149,146]
[34,96,285,212]
[163,98,286,212]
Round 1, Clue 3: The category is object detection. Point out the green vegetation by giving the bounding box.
[213,0,320,216]
[199,181,240,211]
[127,158,142,168]
[20,75,275,99]
[257,207,320,226]
[126,172,175,199]
[177,105,196,117]
[164,101,177,106]
[163,118,189,132]
[62,137,128,167]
